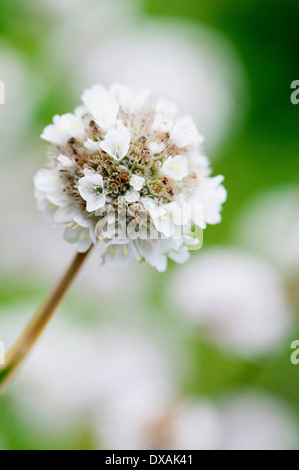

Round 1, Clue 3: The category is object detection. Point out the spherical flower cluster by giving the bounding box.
[34,83,226,271]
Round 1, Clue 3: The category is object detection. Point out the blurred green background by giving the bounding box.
[0,0,298,450]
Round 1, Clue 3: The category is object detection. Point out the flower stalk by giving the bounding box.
[0,248,92,394]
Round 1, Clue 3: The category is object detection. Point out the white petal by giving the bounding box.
[171,116,205,148]
[110,83,150,114]
[73,212,91,228]
[37,197,58,222]
[74,105,88,118]
[100,120,131,161]
[41,111,86,145]
[77,234,93,253]
[54,113,86,140]
[154,213,175,238]
[86,173,103,187]
[152,113,174,133]
[155,97,178,117]
[130,174,145,191]
[167,201,192,226]
[125,190,140,203]
[143,201,175,238]
[33,169,60,193]
[168,247,190,264]
[190,203,204,228]
[41,123,68,146]
[149,141,165,155]
[57,154,74,168]
[78,174,103,197]
[191,176,227,228]
[78,173,105,212]
[161,155,189,181]
[86,194,106,212]
[54,204,76,224]
[64,222,82,244]
[83,168,96,178]
[138,240,168,272]
[105,240,139,266]
[84,138,102,153]
[81,84,119,131]
[64,223,92,252]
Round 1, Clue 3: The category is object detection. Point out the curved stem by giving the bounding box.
[0,248,92,394]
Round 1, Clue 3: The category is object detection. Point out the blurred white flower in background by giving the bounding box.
[0,45,36,157]
[165,400,222,450]
[3,314,174,438]
[96,399,223,450]
[171,249,293,357]
[43,0,245,155]
[219,392,298,450]
[235,187,299,279]
[34,0,97,13]
[96,392,298,450]
[1,307,297,450]
[82,23,243,155]
[163,393,297,450]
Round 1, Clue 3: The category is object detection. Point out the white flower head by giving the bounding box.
[35,83,226,268]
